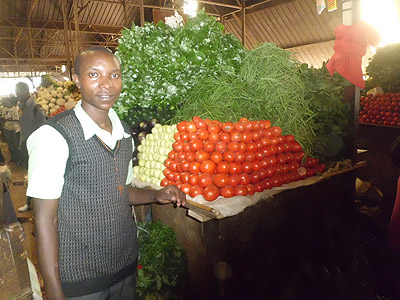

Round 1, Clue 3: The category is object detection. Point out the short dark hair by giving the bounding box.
[15,82,29,94]
[73,47,116,75]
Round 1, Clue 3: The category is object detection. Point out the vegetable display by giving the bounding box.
[116,9,246,125]
[161,116,325,201]
[365,43,400,93]
[35,76,80,117]
[359,92,400,127]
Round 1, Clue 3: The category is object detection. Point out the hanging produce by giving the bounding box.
[115,9,246,125]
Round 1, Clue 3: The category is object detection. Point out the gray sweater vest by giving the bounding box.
[46,110,138,297]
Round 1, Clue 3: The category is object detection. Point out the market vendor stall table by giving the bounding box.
[137,161,366,299]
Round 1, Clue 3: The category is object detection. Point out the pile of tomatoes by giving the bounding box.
[359,92,400,127]
[161,116,325,201]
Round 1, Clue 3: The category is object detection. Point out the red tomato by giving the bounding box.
[186,151,195,162]
[213,173,230,187]
[198,173,213,187]
[254,181,265,192]
[222,122,234,133]
[174,173,181,182]
[208,132,219,144]
[245,152,255,162]
[290,142,302,152]
[239,173,251,185]
[168,150,177,160]
[259,168,267,180]
[188,174,198,186]
[246,142,258,152]
[160,178,169,187]
[188,132,198,141]
[227,142,239,152]
[285,135,295,143]
[234,122,245,132]
[203,185,220,201]
[180,183,191,195]
[220,186,235,198]
[176,152,186,162]
[189,185,204,198]
[265,166,275,178]
[194,117,207,129]
[172,141,184,152]
[228,162,242,175]
[252,161,261,172]
[198,128,209,140]
[230,131,242,142]
[241,131,252,143]
[186,121,197,133]
[215,141,227,153]
[200,160,216,174]
[174,132,181,142]
[216,161,230,173]
[177,121,187,132]
[220,132,231,143]
[189,140,203,152]
[180,132,189,142]
[250,172,261,184]
[271,175,283,187]
[242,161,253,173]
[251,130,261,142]
[234,185,248,196]
[271,126,282,137]
[229,174,241,187]
[195,150,210,162]
[260,136,271,146]
[235,152,245,163]
[208,122,221,134]
[238,142,247,153]
[288,161,300,172]
[210,151,223,164]
[246,184,256,195]
[180,160,190,172]
[223,150,235,162]
[182,143,190,152]
[255,151,264,161]
[189,161,201,174]
[203,141,215,152]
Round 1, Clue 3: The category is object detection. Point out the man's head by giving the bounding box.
[72,47,122,113]
[15,82,30,101]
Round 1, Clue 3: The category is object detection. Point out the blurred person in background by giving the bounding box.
[16,82,46,212]
[0,96,22,165]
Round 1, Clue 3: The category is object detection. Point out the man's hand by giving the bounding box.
[154,185,186,207]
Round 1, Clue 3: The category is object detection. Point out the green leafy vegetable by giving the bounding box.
[116,9,246,126]
[136,221,188,300]
[365,43,400,93]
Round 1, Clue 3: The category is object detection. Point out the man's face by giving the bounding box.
[72,51,122,113]
[15,86,29,100]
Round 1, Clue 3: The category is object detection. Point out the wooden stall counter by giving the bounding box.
[133,160,366,300]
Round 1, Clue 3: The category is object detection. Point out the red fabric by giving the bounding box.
[388,176,400,254]
[326,22,380,89]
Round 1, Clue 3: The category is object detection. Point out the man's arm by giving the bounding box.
[33,198,67,300]
[127,185,186,207]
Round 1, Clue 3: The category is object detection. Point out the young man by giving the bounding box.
[28,47,186,300]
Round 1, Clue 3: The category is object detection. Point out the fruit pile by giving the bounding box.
[160,117,325,201]
[359,92,400,127]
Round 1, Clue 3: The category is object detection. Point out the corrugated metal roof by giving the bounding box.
[0,0,345,77]
[223,0,341,67]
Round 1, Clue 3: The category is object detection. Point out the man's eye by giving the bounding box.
[112,74,120,78]
[89,73,98,77]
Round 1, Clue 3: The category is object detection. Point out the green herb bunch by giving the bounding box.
[136,221,188,300]
[300,63,352,159]
[116,9,246,126]
[365,43,400,93]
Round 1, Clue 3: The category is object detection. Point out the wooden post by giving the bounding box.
[240,0,246,46]
[139,0,145,26]
[62,0,73,78]
[73,0,80,54]
[122,0,128,26]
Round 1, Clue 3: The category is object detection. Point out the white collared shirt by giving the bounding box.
[26,101,134,199]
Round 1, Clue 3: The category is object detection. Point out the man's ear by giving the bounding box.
[72,74,80,89]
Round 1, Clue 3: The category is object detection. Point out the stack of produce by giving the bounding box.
[359,92,400,127]
[35,75,81,117]
[133,124,177,186]
[160,116,325,201]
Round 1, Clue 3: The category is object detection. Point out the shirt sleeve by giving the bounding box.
[26,125,69,199]
[125,138,135,185]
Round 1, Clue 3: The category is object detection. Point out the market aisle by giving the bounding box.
[1,141,37,267]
